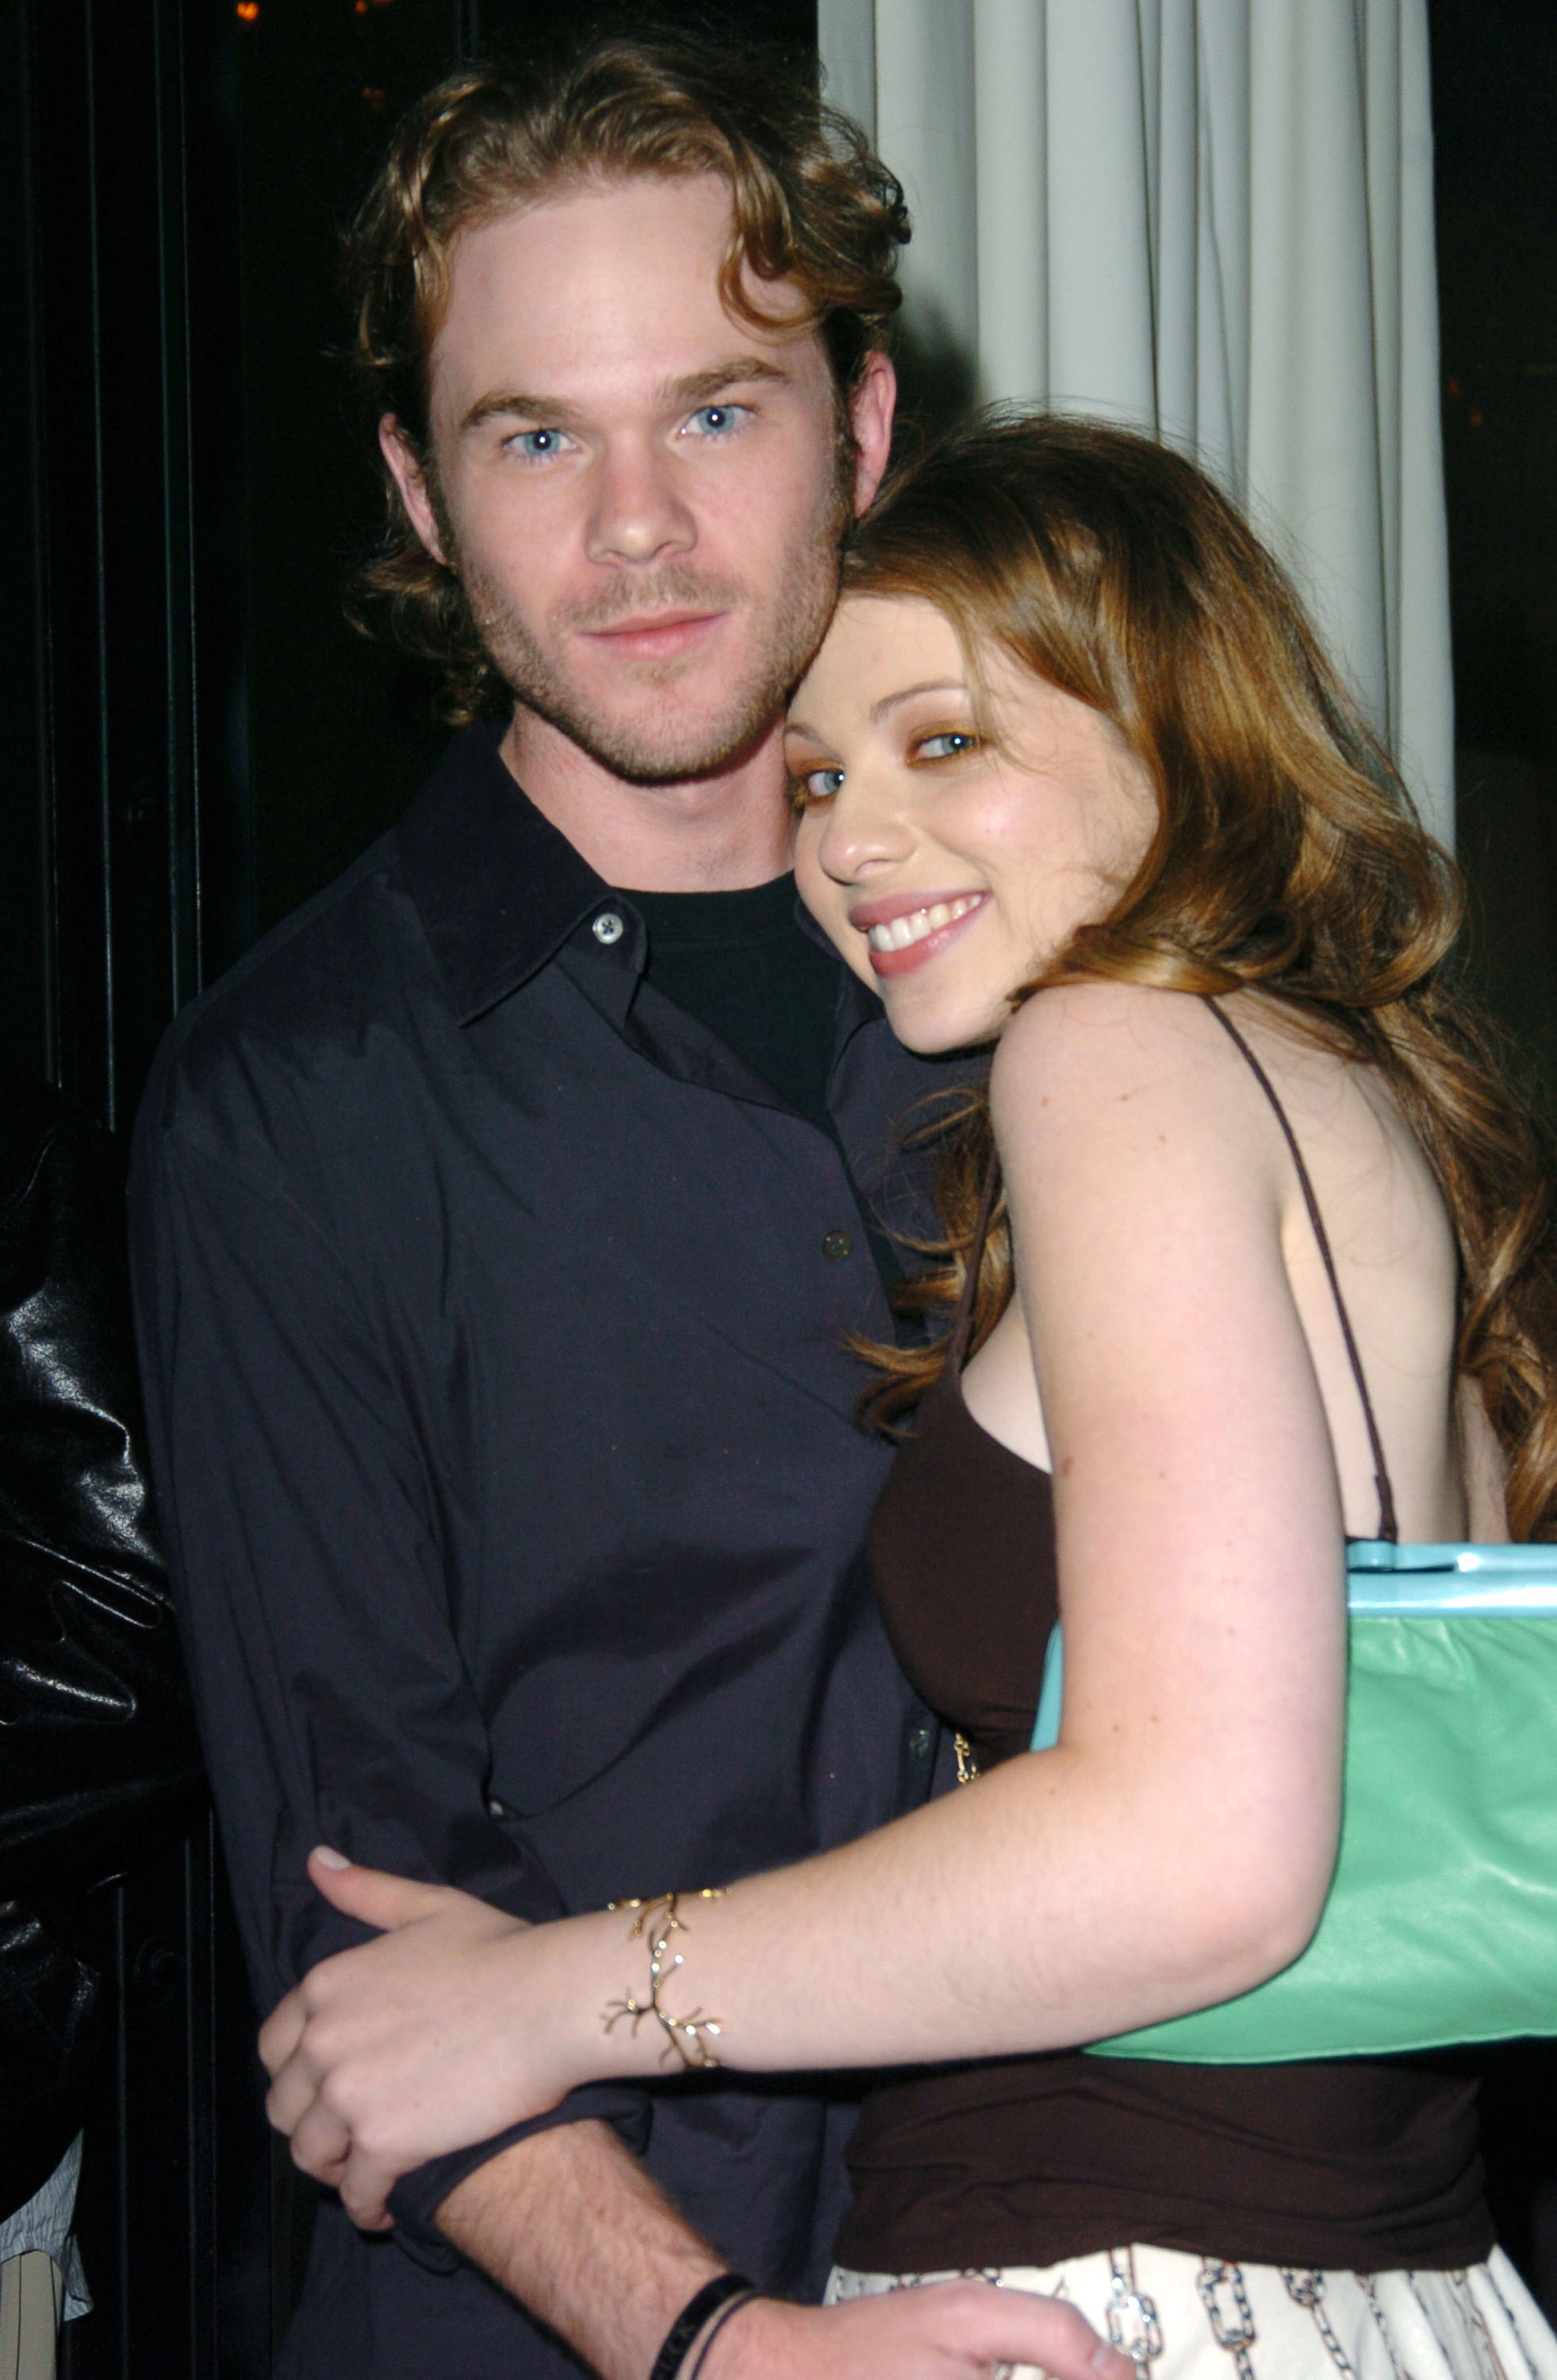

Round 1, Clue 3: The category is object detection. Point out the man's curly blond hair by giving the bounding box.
[342,29,911,724]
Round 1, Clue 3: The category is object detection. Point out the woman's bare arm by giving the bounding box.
[263,985,1351,2223]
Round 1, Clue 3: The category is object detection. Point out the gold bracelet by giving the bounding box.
[602,1890,727,2073]
[953,1731,981,1785]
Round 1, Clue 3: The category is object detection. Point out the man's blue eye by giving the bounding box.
[689,405,740,435]
[513,429,565,458]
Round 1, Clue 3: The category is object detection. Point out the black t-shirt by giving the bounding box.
[633,877,908,1298]
[632,875,839,1138]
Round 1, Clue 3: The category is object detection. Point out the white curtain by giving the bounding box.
[817,0,1455,844]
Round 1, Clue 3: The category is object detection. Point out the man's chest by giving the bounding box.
[323,976,926,1648]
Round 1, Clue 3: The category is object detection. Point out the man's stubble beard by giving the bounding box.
[437,444,853,787]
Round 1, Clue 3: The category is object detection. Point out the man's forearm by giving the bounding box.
[441,2139,1133,2380]
[439,2119,727,2380]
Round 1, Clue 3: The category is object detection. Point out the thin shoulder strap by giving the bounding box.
[1204,997,1398,1541]
[947,1150,1002,1375]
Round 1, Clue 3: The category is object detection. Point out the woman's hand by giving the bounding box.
[260,1848,582,2228]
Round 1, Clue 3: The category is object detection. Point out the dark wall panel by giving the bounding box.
[1432,0,1557,1124]
[5,0,247,1127]
[1,0,50,1084]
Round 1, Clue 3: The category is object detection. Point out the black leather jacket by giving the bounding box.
[0,1063,202,2218]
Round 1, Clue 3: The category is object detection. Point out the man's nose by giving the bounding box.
[585,441,696,566]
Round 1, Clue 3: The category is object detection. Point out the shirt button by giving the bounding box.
[822,1229,853,1261]
[907,1725,934,1760]
[592,911,625,945]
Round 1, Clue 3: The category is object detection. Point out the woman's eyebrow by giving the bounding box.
[870,678,968,722]
[787,681,972,743]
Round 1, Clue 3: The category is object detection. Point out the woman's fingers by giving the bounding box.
[305,1847,455,1930]
[263,2049,314,2140]
[272,2042,401,2232]
[335,2145,401,2234]
[257,1984,307,2080]
[286,2090,353,2192]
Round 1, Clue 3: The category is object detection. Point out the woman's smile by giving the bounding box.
[851,889,991,973]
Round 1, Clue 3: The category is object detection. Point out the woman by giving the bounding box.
[262,417,1557,2377]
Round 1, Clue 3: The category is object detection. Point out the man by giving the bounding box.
[130,33,1118,2380]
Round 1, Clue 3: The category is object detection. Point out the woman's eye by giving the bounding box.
[916,731,980,761]
[789,766,846,810]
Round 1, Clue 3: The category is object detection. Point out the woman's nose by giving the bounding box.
[813,770,915,882]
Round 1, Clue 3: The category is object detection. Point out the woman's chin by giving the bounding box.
[879,988,1005,1057]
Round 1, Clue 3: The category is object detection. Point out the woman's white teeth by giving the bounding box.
[867,896,981,953]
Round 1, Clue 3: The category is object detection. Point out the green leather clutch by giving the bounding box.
[1030,1541,1557,2063]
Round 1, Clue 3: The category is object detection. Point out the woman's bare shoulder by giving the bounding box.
[990,981,1254,1150]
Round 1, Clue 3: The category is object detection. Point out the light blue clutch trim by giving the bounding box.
[1031,1624,1064,1752]
[1344,1537,1557,1613]
[1029,1541,1557,1752]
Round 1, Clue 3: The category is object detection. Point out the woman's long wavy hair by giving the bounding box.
[341,25,909,724]
[849,414,1557,1541]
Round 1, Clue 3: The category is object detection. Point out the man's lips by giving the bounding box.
[579,609,726,661]
[848,891,990,977]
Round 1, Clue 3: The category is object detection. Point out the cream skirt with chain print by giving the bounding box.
[826,2246,1557,2380]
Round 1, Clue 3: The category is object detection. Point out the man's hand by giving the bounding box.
[440,2129,1131,2380]
[708,2287,1130,2380]
[259,1848,562,2226]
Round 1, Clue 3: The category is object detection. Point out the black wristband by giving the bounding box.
[649,2274,757,2380]
[685,2289,763,2380]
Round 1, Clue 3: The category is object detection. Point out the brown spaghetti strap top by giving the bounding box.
[1203,999,1399,1542]
[867,1146,1059,1772]
[845,997,1489,2279]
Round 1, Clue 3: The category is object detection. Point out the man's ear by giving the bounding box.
[848,351,897,516]
[379,416,448,564]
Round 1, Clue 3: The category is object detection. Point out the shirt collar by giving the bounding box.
[397,720,889,1051]
[396,722,612,1023]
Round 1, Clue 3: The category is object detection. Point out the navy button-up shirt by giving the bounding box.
[129,726,957,2378]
